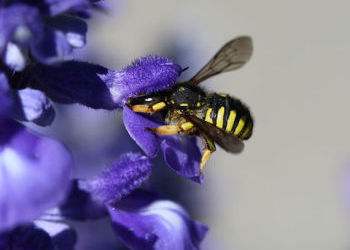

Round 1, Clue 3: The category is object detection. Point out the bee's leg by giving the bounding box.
[125,102,166,114]
[146,122,195,135]
[199,137,216,178]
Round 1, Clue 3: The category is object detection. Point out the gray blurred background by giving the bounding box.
[74,0,350,249]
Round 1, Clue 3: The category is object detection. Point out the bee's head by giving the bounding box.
[170,83,207,112]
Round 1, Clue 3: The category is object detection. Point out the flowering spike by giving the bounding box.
[105,55,182,106]
[83,153,153,204]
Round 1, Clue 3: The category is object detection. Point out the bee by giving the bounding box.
[127,36,254,177]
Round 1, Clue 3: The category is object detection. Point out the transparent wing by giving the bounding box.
[189,36,253,85]
[184,114,244,153]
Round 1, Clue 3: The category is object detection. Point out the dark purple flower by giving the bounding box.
[0,120,73,233]
[59,180,108,221]
[9,53,202,181]
[0,73,13,118]
[19,55,182,109]
[60,164,208,250]
[0,0,98,128]
[34,0,91,17]
[35,221,77,250]
[22,60,119,110]
[12,88,55,126]
[0,222,76,250]
[60,152,152,220]
[108,194,208,250]
[0,1,92,69]
[0,71,55,125]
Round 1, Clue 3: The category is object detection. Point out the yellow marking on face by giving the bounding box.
[219,93,228,97]
[216,107,225,129]
[180,122,194,131]
[170,100,175,104]
[225,110,237,132]
[205,108,213,124]
[241,123,252,139]
[152,102,166,111]
[234,118,245,135]
[176,110,182,114]
[180,103,188,107]
[196,102,201,107]
[179,86,185,91]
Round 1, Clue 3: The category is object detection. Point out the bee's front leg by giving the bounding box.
[199,137,216,178]
[146,122,195,135]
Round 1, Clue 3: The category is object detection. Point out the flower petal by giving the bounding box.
[0,3,43,46]
[108,199,208,250]
[25,61,118,109]
[123,106,160,158]
[105,55,182,106]
[59,180,108,220]
[0,123,73,232]
[46,15,87,48]
[44,0,91,16]
[160,135,203,183]
[12,88,55,126]
[0,73,13,118]
[1,225,55,250]
[4,43,27,71]
[30,26,72,64]
[82,152,152,204]
[0,223,76,250]
[35,221,77,250]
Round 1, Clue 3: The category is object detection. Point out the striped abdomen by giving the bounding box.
[203,94,253,140]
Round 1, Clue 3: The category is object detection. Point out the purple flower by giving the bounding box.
[60,152,152,220]
[0,119,73,233]
[0,0,93,69]
[21,61,119,110]
[1,71,55,126]
[0,2,208,249]
[0,0,98,126]
[10,54,202,181]
[17,55,182,109]
[59,153,208,250]
[109,198,208,250]
[12,88,55,126]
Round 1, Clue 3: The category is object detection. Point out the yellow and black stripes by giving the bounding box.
[205,108,214,124]
[128,84,253,141]
[203,94,253,140]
